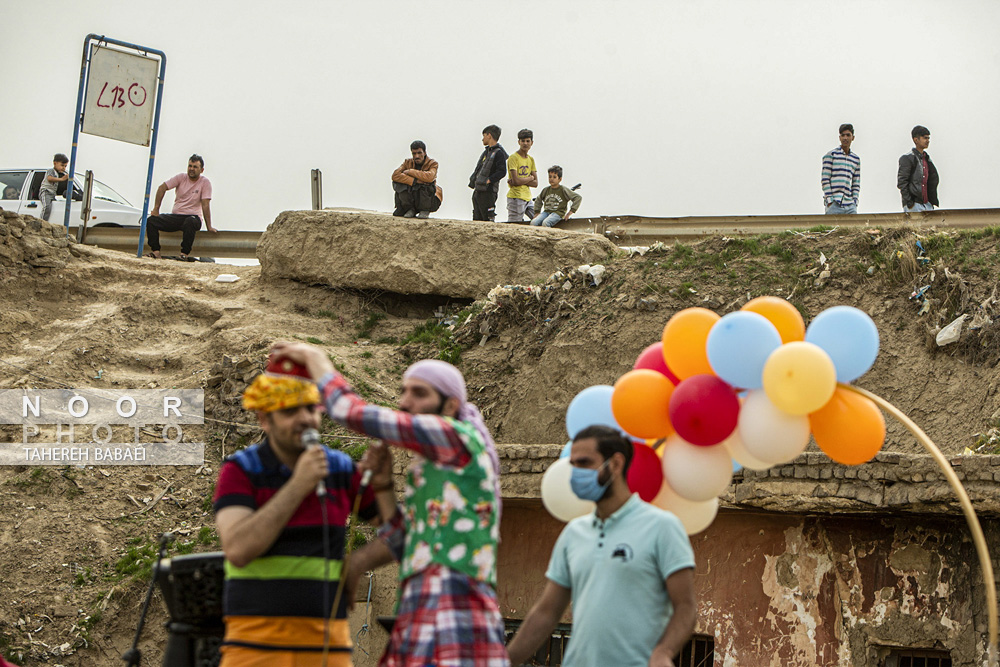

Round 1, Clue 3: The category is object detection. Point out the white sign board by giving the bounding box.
[82,46,159,147]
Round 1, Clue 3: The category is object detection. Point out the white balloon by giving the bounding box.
[738,389,810,465]
[660,434,732,502]
[652,481,720,535]
[723,431,773,471]
[540,458,595,522]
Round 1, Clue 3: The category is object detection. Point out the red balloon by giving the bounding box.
[634,342,680,385]
[668,375,740,446]
[627,442,665,502]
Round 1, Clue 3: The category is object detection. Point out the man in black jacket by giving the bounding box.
[468,124,508,221]
[897,125,939,213]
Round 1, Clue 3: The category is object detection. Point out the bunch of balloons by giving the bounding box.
[541,297,886,535]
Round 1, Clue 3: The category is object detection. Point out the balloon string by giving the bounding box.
[651,438,666,455]
[843,383,998,667]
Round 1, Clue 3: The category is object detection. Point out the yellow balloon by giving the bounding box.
[762,342,836,415]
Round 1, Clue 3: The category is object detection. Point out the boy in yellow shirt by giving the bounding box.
[506,129,538,223]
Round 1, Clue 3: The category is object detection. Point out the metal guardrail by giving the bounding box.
[75,208,1000,259]
[79,227,262,259]
[561,208,1000,243]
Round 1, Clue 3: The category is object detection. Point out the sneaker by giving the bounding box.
[415,211,430,219]
[403,209,417,218]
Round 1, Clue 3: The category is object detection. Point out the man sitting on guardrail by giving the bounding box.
[146,154,217,260]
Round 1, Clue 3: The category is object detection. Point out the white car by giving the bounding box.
[0,168,142,227]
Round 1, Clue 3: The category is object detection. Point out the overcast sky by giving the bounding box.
[5,0,999,232]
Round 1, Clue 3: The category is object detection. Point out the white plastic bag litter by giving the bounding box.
[215,274,240,283]
[935,314,966,347]
[577,264,606,286]
[587,264,606,286]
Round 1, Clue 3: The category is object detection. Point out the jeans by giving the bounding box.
[825,201,856,215]
[530,211,562,228]
[905,202,934,212]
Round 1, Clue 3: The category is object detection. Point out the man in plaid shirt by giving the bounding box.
[270,342,508,667]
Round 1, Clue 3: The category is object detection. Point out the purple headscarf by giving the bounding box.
[404,359,502,508]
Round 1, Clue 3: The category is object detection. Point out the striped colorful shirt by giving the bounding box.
[213,439,377,657]
[821,146,861,207]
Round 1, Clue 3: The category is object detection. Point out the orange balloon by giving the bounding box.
[742,296,805,344]
[809,387,886,465]
[612,369,676,439]
[662,308,720,380]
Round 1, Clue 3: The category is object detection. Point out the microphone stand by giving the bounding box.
[322,468,373,667]
[122,532,173,666]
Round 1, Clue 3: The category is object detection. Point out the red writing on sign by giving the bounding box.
[96,82,148,109]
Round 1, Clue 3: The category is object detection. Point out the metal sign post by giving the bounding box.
[65,35,166,256]
[78,170,94,244]
[311,169,323,210]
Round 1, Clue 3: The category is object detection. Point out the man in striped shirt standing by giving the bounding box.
[821,124,861,214]
[214,357,379,666]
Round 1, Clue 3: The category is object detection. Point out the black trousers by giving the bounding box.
[393,183,441,216]
[472,188,498,221]
[146,214,202,255]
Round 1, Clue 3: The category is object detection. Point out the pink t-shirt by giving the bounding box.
[165,173,212,216]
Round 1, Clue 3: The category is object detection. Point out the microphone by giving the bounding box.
[302,428,326,497]
[360,440,386,491]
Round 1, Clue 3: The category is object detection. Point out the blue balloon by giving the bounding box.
[706,311,782,389]
[565,385,621,439]
[560,440,572,458]
[805,306,879,383]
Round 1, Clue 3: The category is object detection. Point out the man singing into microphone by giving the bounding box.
[213,357,377,666]
[270,341,508,667]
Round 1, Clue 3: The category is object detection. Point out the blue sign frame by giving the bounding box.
[65,34,166,257]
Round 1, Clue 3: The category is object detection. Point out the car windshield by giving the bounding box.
[72,176,132,206]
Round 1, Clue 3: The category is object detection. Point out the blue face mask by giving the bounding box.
[570,461,611,501]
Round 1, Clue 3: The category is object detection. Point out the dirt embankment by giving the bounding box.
[1,209,999,665]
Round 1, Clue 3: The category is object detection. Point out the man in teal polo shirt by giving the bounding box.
[507,425,697,667]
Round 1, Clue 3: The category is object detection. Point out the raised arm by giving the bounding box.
[271,342,472,467]
[321,372,472,466]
